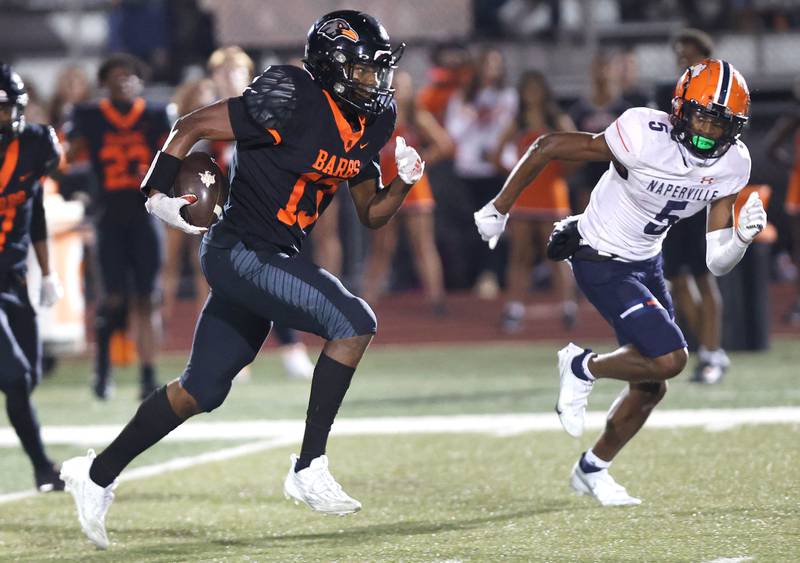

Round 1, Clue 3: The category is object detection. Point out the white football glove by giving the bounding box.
[395,136,425,184]
[40,272,63,308]
[736,192,767,244]
[474,201,509,250]
[145,192,208,235]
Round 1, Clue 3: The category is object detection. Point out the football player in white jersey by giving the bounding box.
[474,59,766,506]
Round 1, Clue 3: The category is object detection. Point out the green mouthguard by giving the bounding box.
[691,135,716,150]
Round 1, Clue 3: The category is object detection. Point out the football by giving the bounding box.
[172,152,227,228]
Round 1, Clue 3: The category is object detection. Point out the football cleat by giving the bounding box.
[283,454,361,515]
[34,463,65,493]
[555,343,594,437]
[570,461,641,507]
[60,450,116,549]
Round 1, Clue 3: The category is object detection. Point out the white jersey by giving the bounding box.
[578,107,751,262]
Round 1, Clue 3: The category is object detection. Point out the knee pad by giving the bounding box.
[350,297,378,336]
[195,380,233,413]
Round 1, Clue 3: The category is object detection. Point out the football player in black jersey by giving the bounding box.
[64,54,173,400]
[0,64,66,492]
[61,11,425,548]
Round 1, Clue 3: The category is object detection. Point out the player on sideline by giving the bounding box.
[475,59,764,505]
[64,54,173,401]
[61,10,424,549]
[0,64,65,491]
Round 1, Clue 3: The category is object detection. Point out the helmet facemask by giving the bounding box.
[670,99,747,159]
[307,43,404,124]
[0,100,26,145]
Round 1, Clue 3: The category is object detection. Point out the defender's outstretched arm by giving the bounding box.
[493,132,613,214]
[475,131,614,248]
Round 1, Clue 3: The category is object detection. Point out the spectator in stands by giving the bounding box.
[766,74,800,325]
[417,42,472,126]
[660,28,731,384]
[568,51,631,213]
[445,48,517,295]
[361,71,452,313]
[206,46,315,380]
[616,47,654,109]
[49,65,92,129]
[490,70,577,332]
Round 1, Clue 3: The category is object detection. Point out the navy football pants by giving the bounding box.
[0,272,40,392]
[180,238,376,412]
[571,253,687,358]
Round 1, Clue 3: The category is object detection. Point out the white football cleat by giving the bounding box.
[570,462,642,506]
[283,454,361,515]
[555,343,594,437]
[60,450,116,549]
[281,344,315,380]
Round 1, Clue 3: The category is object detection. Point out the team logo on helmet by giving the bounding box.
[689,63,706,78]
[318,18,360,43]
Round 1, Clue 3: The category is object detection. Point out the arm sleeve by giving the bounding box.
[705,226,749,277]
[229,66,298,148]
[31,184,48,243]
[604,108,646,170]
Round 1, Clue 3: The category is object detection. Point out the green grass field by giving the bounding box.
[0,340,798,562]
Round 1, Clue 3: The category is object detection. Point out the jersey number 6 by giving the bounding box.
[644,200,688,235]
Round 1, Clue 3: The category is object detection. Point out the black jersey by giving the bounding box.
[209,65,396,255]
[0,124,61,272]
[65,97,172,219]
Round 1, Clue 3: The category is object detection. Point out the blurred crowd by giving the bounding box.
[10,19,800,397]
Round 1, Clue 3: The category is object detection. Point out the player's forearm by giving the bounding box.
[33,240,51,276]
[363,176,413,229]
[493,134,554,214]
[705,227,749,276]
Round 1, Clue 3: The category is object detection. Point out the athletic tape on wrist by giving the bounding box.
[141,151,182,196]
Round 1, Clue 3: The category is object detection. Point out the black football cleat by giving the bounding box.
[35,463,66,492]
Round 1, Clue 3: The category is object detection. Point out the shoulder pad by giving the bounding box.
[242,65,299,130]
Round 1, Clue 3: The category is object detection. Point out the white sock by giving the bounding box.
[698,346,713,363]
[505,301,525,318]
[584,448,611,470]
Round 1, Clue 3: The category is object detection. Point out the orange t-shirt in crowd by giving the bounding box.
[380,125,434,211]
[512,129,570,218]
[786,132,800,215]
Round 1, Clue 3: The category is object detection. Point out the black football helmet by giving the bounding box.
[0,63,28,145]
[303,10,404,122]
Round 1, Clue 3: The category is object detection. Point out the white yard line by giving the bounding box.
[0,407,797,505]
[703,557,754,563]
[0,407,797,446]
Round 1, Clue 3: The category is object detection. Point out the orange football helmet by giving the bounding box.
[670,59,750,159]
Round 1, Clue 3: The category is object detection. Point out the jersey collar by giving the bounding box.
[322,90,365,153]
[0,138,20,194]
[99,97,146,130]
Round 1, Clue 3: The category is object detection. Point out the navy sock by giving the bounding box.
[579,452,603,474]
[295,354,355,472]
[90,385,183,487]
[141,364,155,385]
[571,348,594,381]
[5,380,52,472]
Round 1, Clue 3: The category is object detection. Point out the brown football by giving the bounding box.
[172,152,227,228]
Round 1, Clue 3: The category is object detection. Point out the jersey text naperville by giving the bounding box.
[645,180,719,201]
